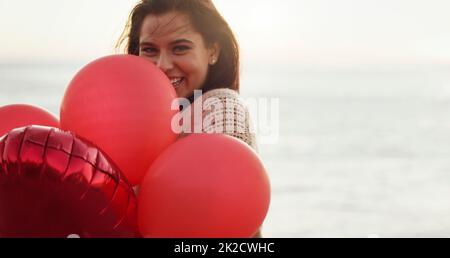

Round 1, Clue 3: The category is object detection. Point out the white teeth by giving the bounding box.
[170,77,184,88]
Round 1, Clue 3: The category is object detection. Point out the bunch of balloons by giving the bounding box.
[0,55,270,238]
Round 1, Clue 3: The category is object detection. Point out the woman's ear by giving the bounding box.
[209,42,221,65]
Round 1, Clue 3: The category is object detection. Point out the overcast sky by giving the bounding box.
[1,0,450,66]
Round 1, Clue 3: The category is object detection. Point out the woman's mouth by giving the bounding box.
[170,77,185,89]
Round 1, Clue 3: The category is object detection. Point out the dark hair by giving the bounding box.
[117,0,240,95]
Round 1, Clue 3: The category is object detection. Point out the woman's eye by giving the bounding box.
[173,45,190,54]
[141,47,158,56]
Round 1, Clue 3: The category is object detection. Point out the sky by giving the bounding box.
[1,0,450,66]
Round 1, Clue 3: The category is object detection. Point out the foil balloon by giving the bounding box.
[0,126,138,238]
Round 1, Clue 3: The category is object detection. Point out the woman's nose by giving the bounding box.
[155,52,174,72]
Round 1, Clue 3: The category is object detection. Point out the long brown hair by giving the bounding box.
[116,0,240,94]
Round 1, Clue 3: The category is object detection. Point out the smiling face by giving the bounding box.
[138,11,220,98]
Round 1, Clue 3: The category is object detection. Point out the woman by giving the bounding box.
[117,0,261,237]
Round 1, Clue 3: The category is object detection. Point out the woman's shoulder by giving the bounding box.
[198,88,259,151]
[199,88,248,111]
[180,87,259,152]
[196,88,249,122]
[201,88,241,101]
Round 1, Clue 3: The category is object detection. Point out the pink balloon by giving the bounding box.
[138,134,271,238]
[0,104,59,137]
[60,55,177,186]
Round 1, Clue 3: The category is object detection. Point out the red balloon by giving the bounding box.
[60,55,177,186]
[0,126,138,238]
[138,134,271,238]
[0,104,59,137]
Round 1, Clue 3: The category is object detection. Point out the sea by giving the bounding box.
[2,61,450,237]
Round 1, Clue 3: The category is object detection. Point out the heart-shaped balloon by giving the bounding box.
[0,126,138,238]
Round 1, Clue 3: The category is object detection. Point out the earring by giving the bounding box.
[210,57,217,65]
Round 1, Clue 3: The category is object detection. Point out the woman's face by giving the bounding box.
[139,11,220,98]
